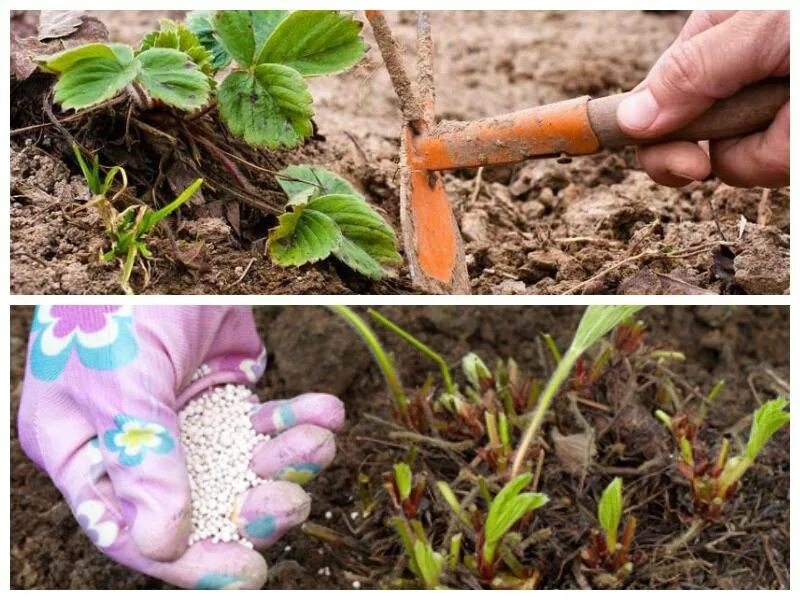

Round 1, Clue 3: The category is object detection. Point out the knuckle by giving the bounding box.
[658,40,709,99]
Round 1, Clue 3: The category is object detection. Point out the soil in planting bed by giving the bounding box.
[11,306,790,589]
[10,11,790,295]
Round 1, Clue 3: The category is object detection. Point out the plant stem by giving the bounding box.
[510,349,577,477]
[368,309,456,395]
[329,306,408,416]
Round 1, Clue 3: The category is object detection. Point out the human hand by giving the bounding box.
[18,306,344,589]
[617,10,789,188]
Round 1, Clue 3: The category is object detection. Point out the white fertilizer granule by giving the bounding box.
[179,384,268,548]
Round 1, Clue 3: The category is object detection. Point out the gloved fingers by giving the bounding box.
[64,449,268,590]
[150,540,268,590]
[232,480,312,549]
[251,423,337,483]
[251,393,345,436]
[90,405,192,563]
[636,140,712,187]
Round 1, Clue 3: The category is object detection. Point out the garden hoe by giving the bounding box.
[365,10,789,295]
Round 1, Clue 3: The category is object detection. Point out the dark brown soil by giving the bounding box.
[9,11,790,295]
[11,306,790,589]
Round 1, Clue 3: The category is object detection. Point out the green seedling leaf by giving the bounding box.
[139,19,216,79]
[137,48,211,111]
[140,178,203,232]
[47,44,138,110]
[212,10,257,66]
[257,10,366,76]
[308,194,401,278]
[572,306,645,355]
[394,463,412,501]
[598,477,623,550]
[218,66,313,149]
[436,481,469,525]
[277,164,361,206]
[483,473,549,565]
[462,352,491,389]
[745,397,789,461]
[413,540,444,589]
[186,11,232,69]
[268,204,342,266]
[72,144,101,195]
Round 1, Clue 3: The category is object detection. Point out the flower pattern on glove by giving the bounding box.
[29,305,138,381]
[239,346,267,383]
[103,414,175,467]
[76,499,119,548]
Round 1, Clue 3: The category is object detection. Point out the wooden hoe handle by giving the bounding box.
[588,77,789,149]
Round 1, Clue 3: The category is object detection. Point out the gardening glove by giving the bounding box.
[617,10,789,188]
[18,305,345,589]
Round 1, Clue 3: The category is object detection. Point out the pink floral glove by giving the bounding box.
[18,306,344,589]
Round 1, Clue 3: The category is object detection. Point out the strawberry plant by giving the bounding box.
[579,478,637,589]
[271,166,401,279]
[656,397,789,521]
[38,11,366,149]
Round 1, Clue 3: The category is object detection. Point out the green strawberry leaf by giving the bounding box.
[212,10,256,67]
[49,44,138,110]
[217,65,313,149]
[268,205,342,266]
[256,10,366,76]
[308,193,401,277]
[186,11,232,70]
[137,48,211,111]
[139,19,216,80]
[251,11,289,53]
[277,164,361,206]
[37,42,131,73]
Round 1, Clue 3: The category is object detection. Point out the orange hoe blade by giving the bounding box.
[366,10,470,294]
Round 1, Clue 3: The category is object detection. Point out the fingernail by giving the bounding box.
[667,170,696,184]
[618,89,660,131]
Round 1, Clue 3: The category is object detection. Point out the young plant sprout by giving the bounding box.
[437,474,548,588]
[392,518,445,589]
[385,462,426,520]
[580,477,637,588]
[511,306,644,477]
[102,178,203,294]
[73,144,201,293]
[656,397,789,520]
[72,143,127,201]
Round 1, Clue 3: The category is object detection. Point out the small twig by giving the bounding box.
[387,430,475,451]
[10,96,127,136]
[225,257,256,290]
[563,241,739,295]
[663,518,706,556]
[761,533,787,589]
[469,167,484,204]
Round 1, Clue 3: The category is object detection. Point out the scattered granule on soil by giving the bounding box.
[179,384,268,548]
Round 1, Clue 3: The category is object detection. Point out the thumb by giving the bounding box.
[94,404,192,562]
[617,11,789,138]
